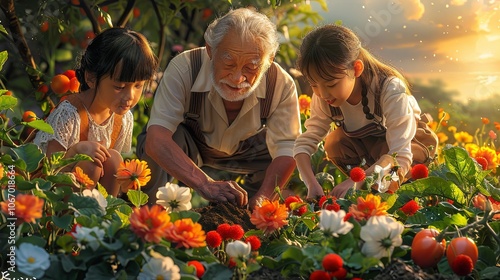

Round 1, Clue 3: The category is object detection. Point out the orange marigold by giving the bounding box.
[473,146,498,171]
[481,117,490,125]
[494,121,500,131]
[250,199,288,235]
[73,166,95,189]
[437,132,449,144]
[348,193,389,221]
[164,218,206,249]
[129,204,171,243]
[115,159,151,192]
[1,193,44,223]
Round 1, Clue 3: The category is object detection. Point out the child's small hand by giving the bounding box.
[75,141,111,169]
[330,180,353,198]
[307,182,325,200]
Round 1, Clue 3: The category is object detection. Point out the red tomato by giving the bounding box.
[446,237,478,267]
[411,229,446,268]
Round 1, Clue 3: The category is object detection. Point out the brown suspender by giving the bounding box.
[63,94,123,148]
[183,47,278,144]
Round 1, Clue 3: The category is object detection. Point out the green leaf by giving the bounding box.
[0,50,7,71]
[69,194,104,217]
[127,190,149,208]
[52,214,74,230]
[24,119,54,134]
[391,176,466,211]
[0,94,18,110]
[7,143,44,172]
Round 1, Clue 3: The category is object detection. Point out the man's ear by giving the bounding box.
[206,44,212,59]
[85,71,96,88]
[353,59,364,77]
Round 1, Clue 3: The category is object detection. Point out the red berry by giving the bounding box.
[329,267,347,279]
[228,224,244,240]
[411,164,429,180]
[309,270,330,280]
[475,157,488,170]
[322,253,343,272]
[284,195,302,211]
[187,260,205,278]
[205,230,222,248]
[450,254,474,276]
[350,167,366,182]
[400,200,420,216]
[245,235,261,251]
[216,223,232,240]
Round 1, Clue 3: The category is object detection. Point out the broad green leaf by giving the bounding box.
[0,94,18,110]
[8,143,44,172]
[127,190,149,208]
[69,194,104,217]
[52,214,74,230]
[24,119,54,134]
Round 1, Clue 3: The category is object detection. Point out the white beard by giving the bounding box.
[210,62,266,102]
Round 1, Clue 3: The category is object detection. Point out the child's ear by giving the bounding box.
[85,71,96,88]
[353,59,364,77]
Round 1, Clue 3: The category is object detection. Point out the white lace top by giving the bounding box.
[33,100,133,154]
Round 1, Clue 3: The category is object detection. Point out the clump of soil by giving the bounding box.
[194,202,255,232]
[374,259,456,280]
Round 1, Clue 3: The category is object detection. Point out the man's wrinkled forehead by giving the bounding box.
[220,51,262,65]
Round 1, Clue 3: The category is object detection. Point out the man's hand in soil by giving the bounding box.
[197,180,248,207]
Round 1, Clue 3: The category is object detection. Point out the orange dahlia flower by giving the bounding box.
[129,204,171,243]
[1,193,44,223]
[164,218,206,249]
[348,193,389,221]
[73,166,95,189]
[250,199,288,235]
[115,159,151,192]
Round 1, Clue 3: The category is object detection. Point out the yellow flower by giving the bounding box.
[164,218,206,249]
[448,126,457,134]
[0,164,3,180]
[1,193,44,224]
[115,159,151,192]
[437,132,449,144]
[250,199,288,235]
[72,166,95,189]
[348,193,389,221]
[298,94,311,116]
[454,131,473,144]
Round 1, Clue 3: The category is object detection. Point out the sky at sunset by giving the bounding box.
[312,0,500,103]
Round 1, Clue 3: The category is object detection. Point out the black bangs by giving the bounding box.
[107,34,157,82]
[300,46,347,83]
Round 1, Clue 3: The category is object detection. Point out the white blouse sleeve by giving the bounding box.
[33,101,80,153]
[116,110,133,154]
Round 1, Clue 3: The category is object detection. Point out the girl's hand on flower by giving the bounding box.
[197,180,248,207]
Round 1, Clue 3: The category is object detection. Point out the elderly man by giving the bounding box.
[139,8,301,208]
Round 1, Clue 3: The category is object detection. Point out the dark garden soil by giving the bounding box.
[194,202,255,232]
